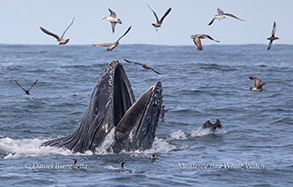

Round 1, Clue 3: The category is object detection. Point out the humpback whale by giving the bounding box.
[42,61,163,153]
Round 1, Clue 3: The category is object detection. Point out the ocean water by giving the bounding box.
[0,44,292,186]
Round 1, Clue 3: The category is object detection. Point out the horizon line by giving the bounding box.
[0,43,291,47]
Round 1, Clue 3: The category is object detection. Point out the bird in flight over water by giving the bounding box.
[15,80,38,95]
[160,105,177,120]
[249,77,265,95]
[103,8,122,33]
[147,4,172,31]
[208,8,244,26]
[267,22,279,50]
[124,59,161,74]
[93,26,132,51]
[40,17,75,46]
[191,34,220,50]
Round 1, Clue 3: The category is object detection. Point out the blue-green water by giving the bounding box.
[0,44,292,186]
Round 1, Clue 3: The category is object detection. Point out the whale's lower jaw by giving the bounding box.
[112,82,162,153]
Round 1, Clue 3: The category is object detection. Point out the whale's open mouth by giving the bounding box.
[43,61,163,153]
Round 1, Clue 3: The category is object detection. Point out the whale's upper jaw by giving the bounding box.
[42,60,135,153]
[113,82,163,153]
[84,60,136,151]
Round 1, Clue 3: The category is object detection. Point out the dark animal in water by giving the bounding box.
[202,119,222,132]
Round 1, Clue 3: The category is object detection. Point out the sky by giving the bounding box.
[0,0,292,46]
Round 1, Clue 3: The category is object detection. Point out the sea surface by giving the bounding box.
[0,44,292,186]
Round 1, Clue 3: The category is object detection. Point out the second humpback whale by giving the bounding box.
[42,61,163,153]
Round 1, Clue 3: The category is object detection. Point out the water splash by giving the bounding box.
[104,165,135,173]
[190,127,227,137]
[94,128,116,154]
[0,135,176,159]
[124,137,177,155]
[169,130,187,140]
[0,137,93,159]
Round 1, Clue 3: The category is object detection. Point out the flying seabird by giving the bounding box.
[40,17,75,46]
[208,8,244,26]
[15,80,38,95]
[147,4,171,30]
[93,26,131,51]
[191,34,220,50]
[160,105,177,120]
[103,8,122,33]
[249,77,266,93]
[124,59,161,74]
[267,22,279,50]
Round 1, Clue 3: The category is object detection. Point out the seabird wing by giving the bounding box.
[61,17,75,39]
[203,120,212,128]
[204,34,220,42]
[267,40,273,50]
[257,82,266,89]
[272,22,276,36]
[147,4,160,23]
[40,27,60,40]
[108,8,117,18]
[254,78,261,88]
[28,80,38,91]
[159,8,172,24]
[111,22,117,33]
[15,80,27,92]
[124,59,134,64]
[249,77,261,87]
[193,37,203,50]
[106,44,117,51]
[93,43,113,47]
[133,62,145,66]
[150,67,161,75]
[224,13,245,21]
[116,26,131,42]
[208,18,215,26]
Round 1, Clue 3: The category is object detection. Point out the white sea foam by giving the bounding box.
[169,130,187,140]
[0,132,176,159]
[146,137,176,153]
[0,137,93,159]
[190,127,227,137]
[123,137,176,155]
[104,165,120,170]
[104,165,135,173]
[95,128,116,154]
